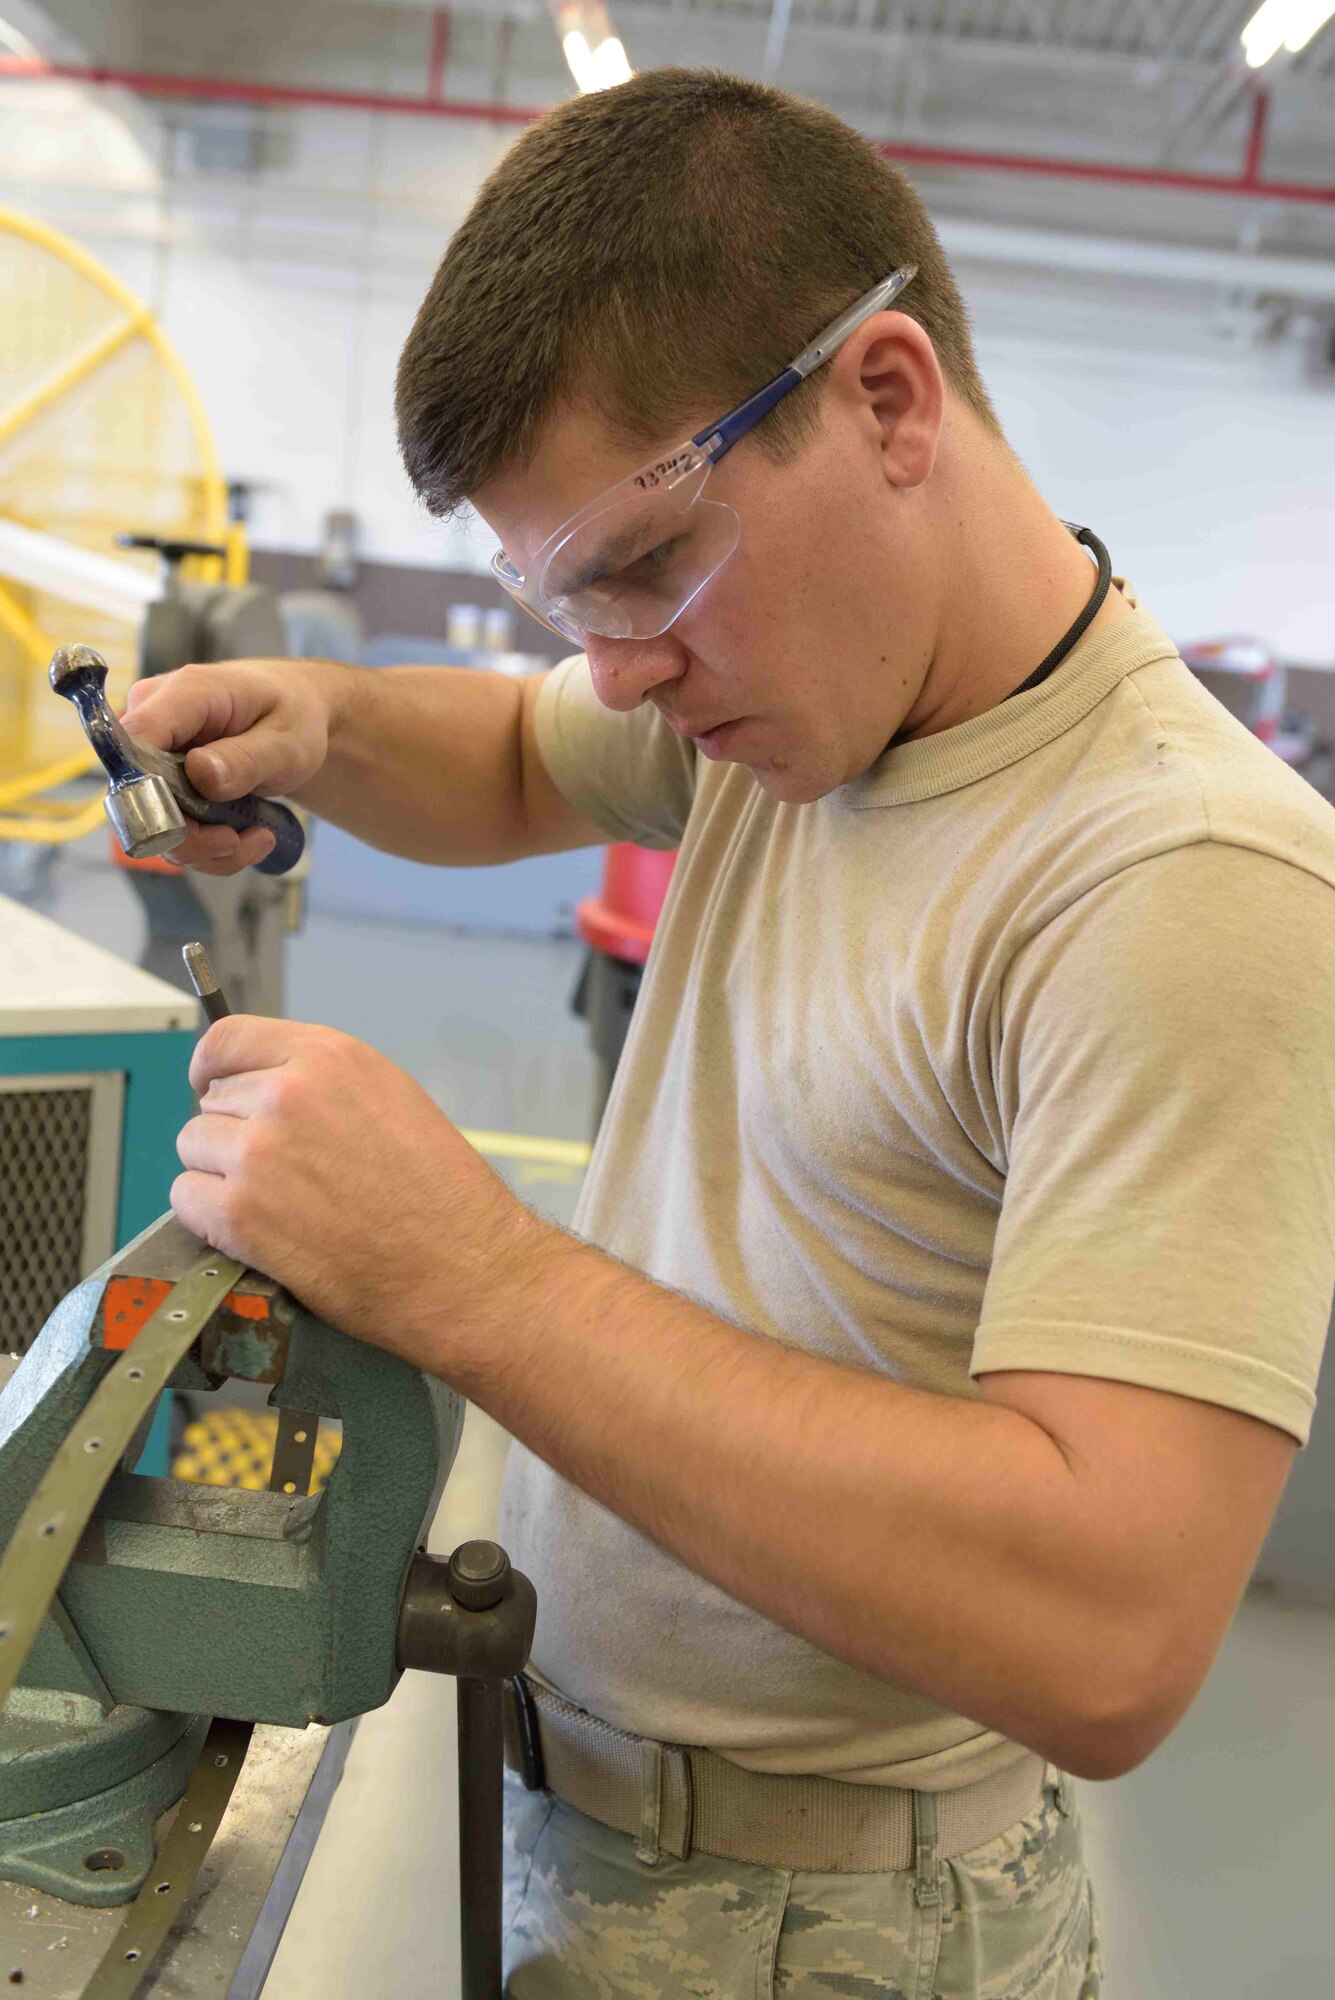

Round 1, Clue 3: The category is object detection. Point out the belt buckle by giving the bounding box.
[508,1675,546,1792]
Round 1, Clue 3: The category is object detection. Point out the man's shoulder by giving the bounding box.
[923,649,1335,983]
[1107,652,1335,893]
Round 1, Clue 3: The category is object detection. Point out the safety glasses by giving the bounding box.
[491,265,918,645]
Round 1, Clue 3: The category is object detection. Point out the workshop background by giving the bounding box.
[0,2,1332,1996]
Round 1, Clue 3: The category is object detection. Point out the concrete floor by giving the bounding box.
[19,838,1335,1997]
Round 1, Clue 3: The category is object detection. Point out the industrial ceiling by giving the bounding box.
[4,2,1333,312]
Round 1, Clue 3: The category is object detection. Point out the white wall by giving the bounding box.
[0,90,1330,659]
[979,332,1335,663]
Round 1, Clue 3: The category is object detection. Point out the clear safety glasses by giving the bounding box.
[491,265,918,645]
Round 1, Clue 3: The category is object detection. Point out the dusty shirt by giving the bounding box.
[499,589,1335,1790]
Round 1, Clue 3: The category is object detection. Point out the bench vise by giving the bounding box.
[0,1210,535,1976]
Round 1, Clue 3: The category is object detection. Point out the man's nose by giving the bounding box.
[582,630,688,712]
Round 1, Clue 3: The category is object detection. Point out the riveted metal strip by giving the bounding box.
[80,1715,254,2000]
[268,1405,320,1497]
[0,1250,246,1710]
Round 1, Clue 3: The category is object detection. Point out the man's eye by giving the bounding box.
[623,536,682,580]
[569,535,687,603]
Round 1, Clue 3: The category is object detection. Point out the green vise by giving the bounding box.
[0,1211,466,1907]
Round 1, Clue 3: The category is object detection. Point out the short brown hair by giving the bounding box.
[397,68,1000,516]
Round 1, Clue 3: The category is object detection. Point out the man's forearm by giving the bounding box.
[443,1230,1156,1779]
[294,661,535,864]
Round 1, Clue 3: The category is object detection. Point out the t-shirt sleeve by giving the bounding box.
[533,654,698,850]
[972,840,1335,1445]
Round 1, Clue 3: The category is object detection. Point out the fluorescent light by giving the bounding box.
[593,36,631,89]
[561,27,632,93]
[0,17,38,61]
[562,31,595,91]
[1241,0,1335,67]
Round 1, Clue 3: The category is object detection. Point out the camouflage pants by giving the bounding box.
[503,1764,1101,1999]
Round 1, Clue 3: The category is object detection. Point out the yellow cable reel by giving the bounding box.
[0,207,231,845]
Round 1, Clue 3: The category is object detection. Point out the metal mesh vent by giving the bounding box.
[0,1086,92,1355]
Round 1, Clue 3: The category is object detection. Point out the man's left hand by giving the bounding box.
[173,1015,543,1364]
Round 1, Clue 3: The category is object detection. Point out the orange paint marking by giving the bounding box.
[109,832,180,876]
[102,1274,269,1349]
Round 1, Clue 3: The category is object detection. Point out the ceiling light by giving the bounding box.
[562,28,632,93]
[1240,0,1335,67]
[553,2,632,95]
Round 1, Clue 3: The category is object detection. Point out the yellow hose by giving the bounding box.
[0,793,105,843]
[0,749,97,808]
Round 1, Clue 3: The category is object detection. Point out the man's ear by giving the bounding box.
[832,312,944,492]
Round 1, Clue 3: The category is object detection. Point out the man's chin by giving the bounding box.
[746,754,841,806]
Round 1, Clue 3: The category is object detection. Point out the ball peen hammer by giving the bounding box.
[49,642,305,875]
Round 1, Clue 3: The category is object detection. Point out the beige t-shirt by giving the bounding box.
[499,589,1335,1791]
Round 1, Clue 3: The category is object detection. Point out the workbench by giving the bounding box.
[0,1722,354,1998]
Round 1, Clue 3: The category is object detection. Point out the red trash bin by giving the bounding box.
[573,844,676,1123]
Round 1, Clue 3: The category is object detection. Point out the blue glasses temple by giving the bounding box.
[694,367,804,465]
[692,267,917,467]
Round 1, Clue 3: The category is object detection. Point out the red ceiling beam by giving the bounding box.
[1242,84,1270,185]
[0,58,1331,205]
[0,56,540,126]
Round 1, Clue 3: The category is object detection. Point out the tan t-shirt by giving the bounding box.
[499,589,1335,1791]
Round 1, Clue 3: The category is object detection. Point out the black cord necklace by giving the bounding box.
[1006,525,1112,701]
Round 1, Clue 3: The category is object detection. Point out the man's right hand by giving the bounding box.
[123,658,334,876]
[121,653,599,874]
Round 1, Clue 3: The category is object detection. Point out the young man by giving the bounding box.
[129,70,1335,1999]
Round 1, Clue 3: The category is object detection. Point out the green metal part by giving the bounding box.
[0,1210,465,1904]
[2,1684,188,1819]
[0,1708,209,1907]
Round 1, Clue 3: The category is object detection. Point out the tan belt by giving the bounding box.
[503,1676,1049,1874]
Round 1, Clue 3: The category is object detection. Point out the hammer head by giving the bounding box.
[48,642,109,698]
[105,775,188,859]
[49,640,188,859]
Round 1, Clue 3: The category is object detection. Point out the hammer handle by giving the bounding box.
[180,786,305,876]
[123,730,306,876]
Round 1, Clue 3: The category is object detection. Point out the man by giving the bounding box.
[128,69,1335,1999]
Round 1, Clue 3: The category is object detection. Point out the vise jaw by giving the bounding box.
[0,1212,465,1906]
